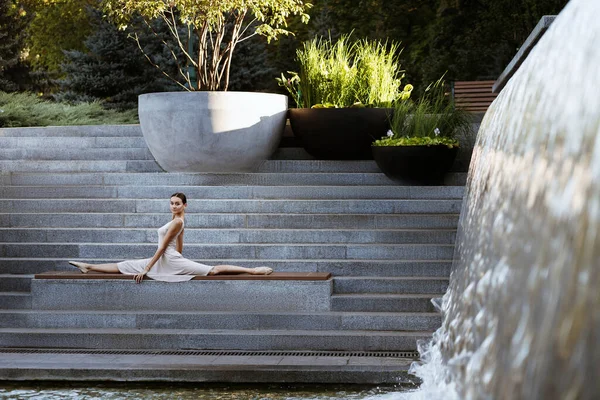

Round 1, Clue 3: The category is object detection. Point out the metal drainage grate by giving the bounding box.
[0,348,419,359]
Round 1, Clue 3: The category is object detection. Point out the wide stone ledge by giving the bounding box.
[0,355,414,384]
[31,273,332,312]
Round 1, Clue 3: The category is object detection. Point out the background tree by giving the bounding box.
[0,0,31,91]
[56,9,178,109]
[7,0,570,102]
[415,0,570,84]
[272,0,438,93]
[228,34,278,92]
[101,0,312,91]
[22,0,95,72]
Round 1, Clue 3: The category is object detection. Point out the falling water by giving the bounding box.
[380,0,600,399]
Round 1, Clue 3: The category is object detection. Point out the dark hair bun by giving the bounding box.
[170,192,187,204]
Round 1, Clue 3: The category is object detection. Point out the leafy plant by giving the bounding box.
[0,91,138,127]
[101,0,312,91]
[373,76,471,148]
[277,35,409,108]
[277,34,355,108]
[354,39,404,108]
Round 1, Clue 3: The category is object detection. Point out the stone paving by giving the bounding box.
[0,352,415,383]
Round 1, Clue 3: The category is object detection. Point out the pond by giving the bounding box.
[0,382,416,399]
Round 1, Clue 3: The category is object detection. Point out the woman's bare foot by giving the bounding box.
[68,261,90,273]
[253,266,273,275]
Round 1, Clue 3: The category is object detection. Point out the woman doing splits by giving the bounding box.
[69,192,273,283]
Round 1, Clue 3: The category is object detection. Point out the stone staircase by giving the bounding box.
[0,125,463,351]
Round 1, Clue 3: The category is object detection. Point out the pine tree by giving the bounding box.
[228,34,279,93]
[0,0,30,91]
[57,8,178,110]
[416,0,569,84]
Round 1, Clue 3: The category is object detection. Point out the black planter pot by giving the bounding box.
[372,145,459,185]
[288,108,392,160]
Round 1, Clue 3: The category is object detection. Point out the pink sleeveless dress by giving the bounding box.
[117,218,213,282]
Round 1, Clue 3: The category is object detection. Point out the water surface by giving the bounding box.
[0,382,414,399]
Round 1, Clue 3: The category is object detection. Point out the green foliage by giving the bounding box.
[280,35,356,108]
[0,0,30,91]
[101,0,312,91]
[373,136,459,148]
[305,0,438,93]
[354,39,405,108]
[414,0,569,83]
[277,35,410,108]
[0,91,138,127]
[373,76,470,147]
[228,34,278,92]
[301,0,566,93]
[56,9,178,110]
[23,0,95,72]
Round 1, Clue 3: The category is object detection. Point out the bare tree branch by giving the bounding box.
[131,32,190,91]
[139,18,190,85]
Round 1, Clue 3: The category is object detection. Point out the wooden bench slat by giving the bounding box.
[455,98,497,103]
[453,81,496,112]
[34,271,332,281]
[457,107,490,112]
[454,99,494,105]
[455,80,496,84]
[455,92,498,99]
[454,80,496,86]
[456,102,495,107]
[454,88,495,94]
[454,84,495,90]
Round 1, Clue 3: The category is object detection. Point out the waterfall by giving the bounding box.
[382,0,600,398]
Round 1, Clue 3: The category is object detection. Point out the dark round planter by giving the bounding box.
[288,108,392,160]
[372,145,459,185]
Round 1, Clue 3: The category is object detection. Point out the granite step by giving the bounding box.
[0,148,154,160]
[0,136,147,148]
[0,243,455,260]
[1,172,468,186]
[3,173,397,186]
[258,160,381,173]
[0,213,459,229]
[333,277,449,294]
[0,274,450,295]
[0,199,462,214]
[0,293,31,309]
[0,310,442,331]
[0,259,452,277]
[0,161,162,173]
[0,351,415,384]
[0,228,456,245]
[0,328,432,351]
[0,125,142,137]
[0,185,465,200]
[0,275,33,292]
[331,294,439,312]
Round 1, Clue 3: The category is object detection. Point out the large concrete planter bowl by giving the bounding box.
[139,92,288,172]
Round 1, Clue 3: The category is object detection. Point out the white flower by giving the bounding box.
[434,128,440,136]
[386,129,394,138]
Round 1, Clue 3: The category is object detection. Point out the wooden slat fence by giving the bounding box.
[453,80,498,113]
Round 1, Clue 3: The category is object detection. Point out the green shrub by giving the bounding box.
[373,76,471,148]
[354,39,404,108]
[0,91,138,127]
[277,35,409,108]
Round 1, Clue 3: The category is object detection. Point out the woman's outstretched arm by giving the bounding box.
[134,219,183,283]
